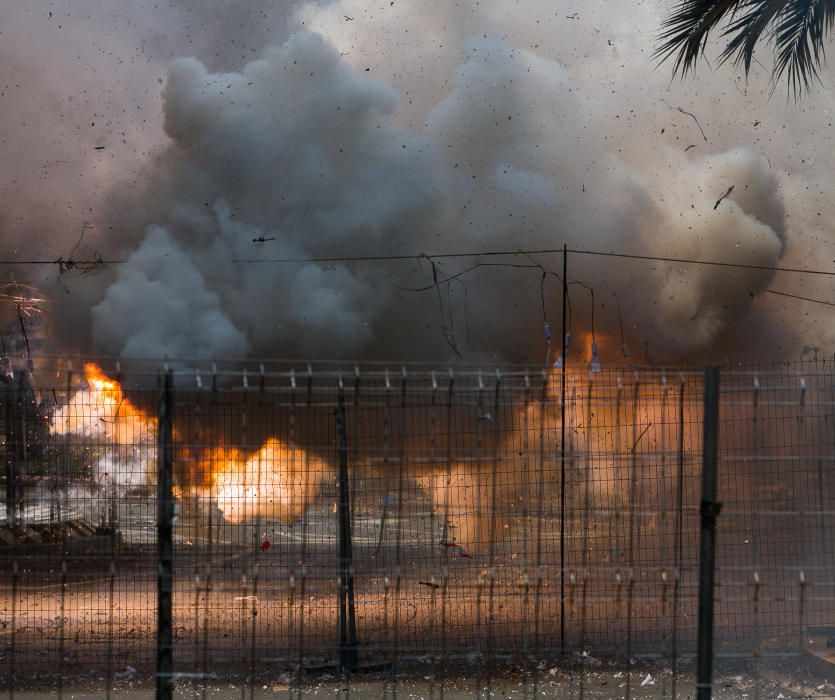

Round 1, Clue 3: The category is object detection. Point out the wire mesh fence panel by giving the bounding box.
[170,375,345,685]
[0,361,159,694]
[3,357,835,697]
[157,363,706,697]
[715,361,835,673]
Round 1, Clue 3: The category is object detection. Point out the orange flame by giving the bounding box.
[51,362,156,444]
[53,364,329,513]
[210,439,327,525]
[84,362,123,393]
[49,363,157,486]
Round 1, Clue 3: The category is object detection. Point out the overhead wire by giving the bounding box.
[765,288,835,307]
[1,246,833,310]
[1,246,835,276]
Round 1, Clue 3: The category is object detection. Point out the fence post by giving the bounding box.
[336,387,358,670]
[559,242,567,655]
[4,378,17,528]
[697,367,721,700]
[157,370,174,700]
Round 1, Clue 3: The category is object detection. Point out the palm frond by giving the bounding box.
[657,0,835,95]
[655,0,742,74]
[772,0,835,95]
[719,0,789,72]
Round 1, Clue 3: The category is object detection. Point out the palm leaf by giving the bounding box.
[655,0,742,74]
[772,0,835,94]
[719,0,790,72]
[657,0,835,94]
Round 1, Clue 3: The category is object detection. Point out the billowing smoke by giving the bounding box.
[55,30,786,363]
[91,225,251,359]
[3,0,832,364]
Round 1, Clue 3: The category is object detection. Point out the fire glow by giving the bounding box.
[51,362,157,443]
[49,364,700,548]
[51,363,327,521]
[50,363,157,487]
[208,439,328,525]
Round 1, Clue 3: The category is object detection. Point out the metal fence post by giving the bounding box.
[157,370,174,700]
[336,386,359,670]
[697,367,721,700]
[559,242,567,655]
[4,379,17,528]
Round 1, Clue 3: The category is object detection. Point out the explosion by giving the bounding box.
[49,364,328,519]
[50,362,154,433]
[209,439,328,525]
[50,362,157,487]
[44,361,704,548]
[37,10,796,366]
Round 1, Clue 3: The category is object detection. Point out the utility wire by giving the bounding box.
[765,288,835,307]
[399,255,835,311]
[565,248,835,277]
[2,246,835,276]
[3,247,835,309]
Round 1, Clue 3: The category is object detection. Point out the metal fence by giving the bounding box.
[1,358,834,697]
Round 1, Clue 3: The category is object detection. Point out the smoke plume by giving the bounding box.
[2,0,833,364]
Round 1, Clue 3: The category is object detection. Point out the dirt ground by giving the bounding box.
[6,658,835,699]
[3,487,833,698]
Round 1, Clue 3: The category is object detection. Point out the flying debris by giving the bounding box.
[714,185,735,211]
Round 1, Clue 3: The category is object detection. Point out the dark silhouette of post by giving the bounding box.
[697,367,721,700]
[336,389,358,670]
[157,371,174,700]
[559,243,567,654]
[3,368,33,530]
[4,378,17,528]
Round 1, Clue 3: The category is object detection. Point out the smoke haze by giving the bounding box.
[2,0,833,364]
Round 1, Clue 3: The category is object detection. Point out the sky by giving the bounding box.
[1,0,834,365]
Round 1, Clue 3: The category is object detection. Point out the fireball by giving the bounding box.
[212,438,327,524]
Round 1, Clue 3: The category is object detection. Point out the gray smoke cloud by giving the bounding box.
[4,0,832,364]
